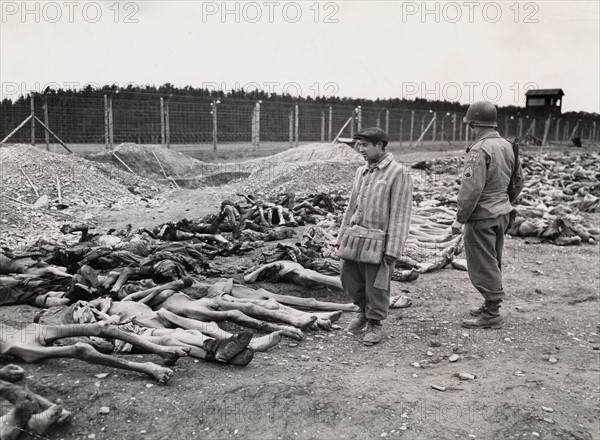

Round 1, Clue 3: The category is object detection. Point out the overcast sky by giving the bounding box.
[1,1,598,112]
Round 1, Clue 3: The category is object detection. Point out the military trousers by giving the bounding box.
[464,213,511,302]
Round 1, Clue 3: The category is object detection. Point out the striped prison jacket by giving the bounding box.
[341,153,413,259]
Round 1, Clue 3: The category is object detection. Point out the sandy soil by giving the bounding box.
[1,148,599,440]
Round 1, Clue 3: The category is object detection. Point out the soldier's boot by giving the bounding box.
[469,302,486,316]
[363,320,383,346]
[346,312,368,332]
[462,300,504,329]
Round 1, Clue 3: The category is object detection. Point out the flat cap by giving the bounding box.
[353,127,389,143]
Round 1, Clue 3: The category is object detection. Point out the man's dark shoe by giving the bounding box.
[363,320,383,345]
[346,313,368,332]
[462,313,504,329]
[462,300,503,329]
[469,304,485,316]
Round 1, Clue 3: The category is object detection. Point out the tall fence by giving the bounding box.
[1,91,598,154]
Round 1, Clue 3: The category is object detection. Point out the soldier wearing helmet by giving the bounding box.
[451,101,524,329]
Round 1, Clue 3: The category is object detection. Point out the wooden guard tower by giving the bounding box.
[525,88,564,118]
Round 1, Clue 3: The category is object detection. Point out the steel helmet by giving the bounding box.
[463,101,498,127]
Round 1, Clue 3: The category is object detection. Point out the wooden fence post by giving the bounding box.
[289,107,294,147]
[165,98,171,149]
[385,109,389,134]
[399,118,403,147]
[357,107,362,132]
[30,95,35,146]
[542,116,552,146]
[409,111,414,147]
[555,119,561,142]
[452,113,457,142]
[43,95,50,150]
[211,100,217,151]
[160,97,165,145]
[432,112,437,143]
[328,106,333,142]
[294,104,299,147]
[253,101,261,147]
[108,95,114,149]
[104,95,109,149]
[320,108,325,142]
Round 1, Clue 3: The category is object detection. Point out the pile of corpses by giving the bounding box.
[411,152,600,245]
[506,153,600,245]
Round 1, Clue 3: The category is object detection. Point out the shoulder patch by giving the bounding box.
[467,152,479,162]
[463,165,474,181]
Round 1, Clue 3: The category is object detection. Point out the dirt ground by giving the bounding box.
[1,147,599,440]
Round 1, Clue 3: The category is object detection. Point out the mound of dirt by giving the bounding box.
[254,142,363,163]
[196,143,364,196]
[90,143,204,177]
[234,160,359,196]
[0,144,164,248]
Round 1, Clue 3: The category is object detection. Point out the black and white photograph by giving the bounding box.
[1,1,599,439]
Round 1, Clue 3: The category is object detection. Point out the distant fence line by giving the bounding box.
[1,91,598,151]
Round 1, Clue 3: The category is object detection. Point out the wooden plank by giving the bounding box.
[414,116,435,147]
[56,174,62,203]
[0,114,33,145]
[20,167,39,197]
[33,116,73,153]
[333,115,354,143]
[152,150,168,179]
[111,151,136,174]
[3,195,34,207]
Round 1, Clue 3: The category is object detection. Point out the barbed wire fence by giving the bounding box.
[1,91,598,159]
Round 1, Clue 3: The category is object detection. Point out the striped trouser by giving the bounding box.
[340,260,392,321]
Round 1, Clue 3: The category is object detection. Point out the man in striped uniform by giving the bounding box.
[340,127,413,345]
